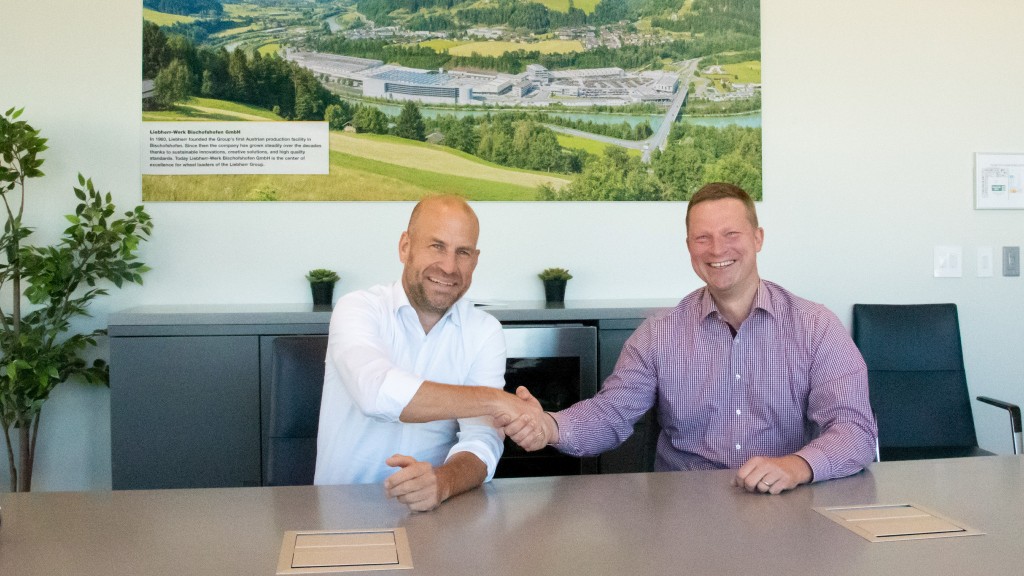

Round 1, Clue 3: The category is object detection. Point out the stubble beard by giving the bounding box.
[405,269,464,318]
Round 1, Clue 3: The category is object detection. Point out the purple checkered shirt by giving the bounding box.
[552,280,877,482]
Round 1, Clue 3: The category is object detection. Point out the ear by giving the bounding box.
[399,231,411,264]
[754,227,764,252]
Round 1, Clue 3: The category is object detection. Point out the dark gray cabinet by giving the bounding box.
[109,301,671,489]
[110,335,261,489]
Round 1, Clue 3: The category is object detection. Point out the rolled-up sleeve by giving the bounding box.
[329,291,423,422]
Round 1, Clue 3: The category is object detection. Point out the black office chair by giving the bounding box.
[852,303,1021,461]
[264,335,329,486]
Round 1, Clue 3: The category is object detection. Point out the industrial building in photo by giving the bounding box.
[361,65,475,105]
[284,49,680,107]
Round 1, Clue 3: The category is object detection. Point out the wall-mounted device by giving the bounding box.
[1003,246,1020,277]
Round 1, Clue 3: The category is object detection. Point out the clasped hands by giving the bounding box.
[383,386,554,512]
[493,386,558,451]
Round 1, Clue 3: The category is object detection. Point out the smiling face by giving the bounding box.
[685,197,764,304]
[399,196,480,331]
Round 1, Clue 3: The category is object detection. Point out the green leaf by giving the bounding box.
[0,126,154,426]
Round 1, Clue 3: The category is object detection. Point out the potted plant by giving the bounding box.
[307,268,340,307]
[538,267,573,303]
[0,107,154,492]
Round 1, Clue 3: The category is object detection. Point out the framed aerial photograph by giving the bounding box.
[141,0,761,201]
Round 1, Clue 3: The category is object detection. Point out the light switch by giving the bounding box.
[1004,246,1020,277]
[934,246,962,278]
[977,247,994,277]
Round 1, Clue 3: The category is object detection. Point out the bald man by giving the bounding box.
[315,196,538,511]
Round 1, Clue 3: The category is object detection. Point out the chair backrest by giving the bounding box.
[265,335,329,486]
[852,303,979,453]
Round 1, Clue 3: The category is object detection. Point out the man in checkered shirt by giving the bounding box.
[506,183,877,494]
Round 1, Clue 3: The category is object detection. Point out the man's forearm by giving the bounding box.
[435,451,488,503]
[399,381,509,423]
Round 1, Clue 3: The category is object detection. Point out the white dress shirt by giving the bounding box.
[314,281,506,485]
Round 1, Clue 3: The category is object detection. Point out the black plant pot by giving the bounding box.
[310,282,335,307]
[543,279,567,303]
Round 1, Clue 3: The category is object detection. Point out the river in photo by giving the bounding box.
[682,112,761,128]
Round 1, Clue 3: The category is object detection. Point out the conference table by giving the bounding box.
[1,456,1022,575]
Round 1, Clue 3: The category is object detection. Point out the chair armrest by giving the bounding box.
[977,396,1022,454]
[976,396,1022,431]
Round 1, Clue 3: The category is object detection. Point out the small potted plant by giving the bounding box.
[307,268,340,307]
[538,267,573,303]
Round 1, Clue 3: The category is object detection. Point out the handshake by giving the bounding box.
[491,386,560,451]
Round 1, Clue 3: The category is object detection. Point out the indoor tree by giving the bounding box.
[0,107,154,491]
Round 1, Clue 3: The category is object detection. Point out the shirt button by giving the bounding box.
[736,409,742,415]
[735,444,741,450]
[734,374,741,381]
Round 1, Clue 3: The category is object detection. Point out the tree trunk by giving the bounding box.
[3,424,17,492]
[12,411,39,492]
[27,412,39,491]
[18,423,32,492]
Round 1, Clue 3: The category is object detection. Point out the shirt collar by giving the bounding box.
[751,280,777,320]
[697,280,777,322]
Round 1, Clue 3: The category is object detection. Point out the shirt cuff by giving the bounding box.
[795,445,830,483]
[550,411,573,451]
[375,368,424,421]
[446,441,500,482]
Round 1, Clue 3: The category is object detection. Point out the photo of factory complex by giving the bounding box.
[285,49,680,107]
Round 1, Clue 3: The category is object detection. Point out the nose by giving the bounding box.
[437,250,458,274]
[707,235,725,255]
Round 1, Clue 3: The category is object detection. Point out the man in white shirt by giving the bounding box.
[315,195,539,511]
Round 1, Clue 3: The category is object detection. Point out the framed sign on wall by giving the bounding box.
[976,153,1024,209]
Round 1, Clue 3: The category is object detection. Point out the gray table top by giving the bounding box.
[2,456,1022,576]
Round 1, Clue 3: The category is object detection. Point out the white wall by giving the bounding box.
[2,0,1022,491]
